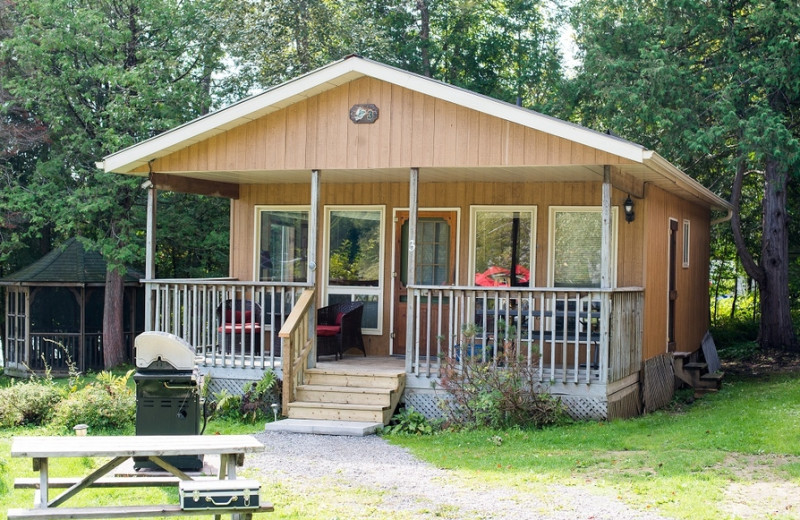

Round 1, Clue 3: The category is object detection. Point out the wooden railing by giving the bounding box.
[407,286,643,385]
[145,279,310,370]
[279,288,316,413]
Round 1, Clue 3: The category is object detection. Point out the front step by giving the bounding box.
[287,368,405,426]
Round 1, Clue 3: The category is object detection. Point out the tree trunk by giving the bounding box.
[759,157,798,350]
[103,267,126,368]
[416,0,431,77]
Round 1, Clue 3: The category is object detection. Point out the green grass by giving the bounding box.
[3,372,800,519]
[388,372,800,520]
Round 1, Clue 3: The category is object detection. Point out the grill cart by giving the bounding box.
[133,331,204,471]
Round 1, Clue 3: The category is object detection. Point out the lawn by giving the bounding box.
[2,370,800,519]
[389,372,800,520]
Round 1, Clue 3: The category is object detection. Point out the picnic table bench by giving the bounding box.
[8,434,273,520]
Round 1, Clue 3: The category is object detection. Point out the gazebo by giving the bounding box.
[1,238,144,376]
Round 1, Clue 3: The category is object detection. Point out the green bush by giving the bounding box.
[384,406,437,435]
[49,370,135,432]
[0,379,65,427]
[438,346,567,430]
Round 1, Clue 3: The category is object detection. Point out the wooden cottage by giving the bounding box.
[97,57,731,421]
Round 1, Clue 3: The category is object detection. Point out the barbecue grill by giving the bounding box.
[133,331,204,471]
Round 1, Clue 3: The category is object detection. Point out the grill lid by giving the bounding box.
[135,331,195,371]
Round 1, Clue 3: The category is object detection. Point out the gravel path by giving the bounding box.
[247,431,673,520]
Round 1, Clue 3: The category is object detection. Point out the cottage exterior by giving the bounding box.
[98,57,731,421]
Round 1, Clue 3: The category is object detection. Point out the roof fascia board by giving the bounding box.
[100,59,365,173]
[101,57,647,173]
[642,151,732,211]
[354,59,646,163]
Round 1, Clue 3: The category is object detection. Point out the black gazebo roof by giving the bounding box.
[0,238,143,285]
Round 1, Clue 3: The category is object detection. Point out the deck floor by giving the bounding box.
[316,355,406,375]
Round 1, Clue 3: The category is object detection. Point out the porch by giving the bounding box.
[147,279,643,420]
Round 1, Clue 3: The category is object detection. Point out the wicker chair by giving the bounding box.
[316,301,366,360]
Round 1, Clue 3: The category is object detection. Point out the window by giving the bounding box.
[682,219,690,268]
[471,207,536,287]
[400,215,454,286]
[324,206,384,333]
[255,207,309,282]
[549,207,617,287]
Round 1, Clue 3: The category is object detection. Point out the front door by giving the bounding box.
[667,219,678,351]
[393,211,457,355]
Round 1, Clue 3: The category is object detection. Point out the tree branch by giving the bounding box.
[730,156,764,285]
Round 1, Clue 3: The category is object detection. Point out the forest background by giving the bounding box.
[0,0,798,364]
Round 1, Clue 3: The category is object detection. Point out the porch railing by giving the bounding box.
[407,286,643,385]
[279,288,316,412]
[145,279,311,370]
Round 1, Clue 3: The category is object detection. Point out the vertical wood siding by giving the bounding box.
[642,185,711,359]
[145,77,633,174]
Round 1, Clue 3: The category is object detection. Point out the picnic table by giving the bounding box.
[8,434,273,520]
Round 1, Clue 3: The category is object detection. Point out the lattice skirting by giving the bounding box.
[403,388,610,421]
[402,389,447,419]
[558,396,607,421]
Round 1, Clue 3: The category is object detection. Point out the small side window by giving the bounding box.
[682,219,690,268]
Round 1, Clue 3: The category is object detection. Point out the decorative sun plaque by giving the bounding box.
[349,104,379,124]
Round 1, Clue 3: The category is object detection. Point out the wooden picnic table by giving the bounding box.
[9,434,273,520]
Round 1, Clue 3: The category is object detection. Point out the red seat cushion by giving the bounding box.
[218,323,261,334]
[316,325,340,337]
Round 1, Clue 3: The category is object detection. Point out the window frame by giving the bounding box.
[253,205,310,282]
[547,206,619,288]
[469,205,538,288]
[322,205,386,335]
[682,219,691,268]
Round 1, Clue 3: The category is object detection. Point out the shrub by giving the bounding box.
[0,379,64,427]
[240,370,281,423]
[438,349,566,430]
[209,389,242,420]
[50,370,135,432]
[384,406,437,435]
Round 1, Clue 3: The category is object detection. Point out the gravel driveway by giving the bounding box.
[247,431,673,520]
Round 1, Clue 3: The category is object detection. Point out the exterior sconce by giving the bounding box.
[624,195,635,223]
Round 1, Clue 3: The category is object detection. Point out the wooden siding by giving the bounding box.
[143,77,633,174]
[642,185,711,360]
[231,180,645,356]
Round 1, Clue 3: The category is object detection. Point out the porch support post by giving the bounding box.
[600,165,612,382]
[308,170,321,368]
[405,168,419,374]
[601,166,612,289]
[144,181,157,331]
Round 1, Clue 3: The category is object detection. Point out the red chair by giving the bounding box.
[316,301,366,360]
[216,299,262,355]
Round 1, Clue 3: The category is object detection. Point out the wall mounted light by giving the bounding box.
[624,195,635,223]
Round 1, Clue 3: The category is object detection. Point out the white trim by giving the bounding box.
[682,219,691,268]
[99,57,647,174]
[253,205,311,282]
[389,207,461,356]
[468,205,538,287]
[547,206,619,288]
[322,205,386,335]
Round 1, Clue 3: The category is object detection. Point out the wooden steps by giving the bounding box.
[286,368,405,425]
[672,347,724,395]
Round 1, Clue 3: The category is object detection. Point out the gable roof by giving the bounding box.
[97,56,730,212]
[0,238,143,285]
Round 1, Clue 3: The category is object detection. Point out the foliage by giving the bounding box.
[239,370,281,424]
[438,339,566,429]
[49,370,135,432]
[567,0,800,350]
[0,379,65,427]
[384,406,438,435]
[209,389,243,421]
